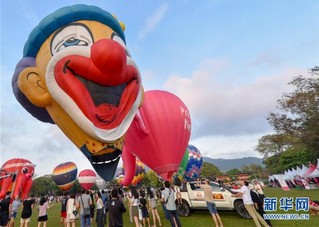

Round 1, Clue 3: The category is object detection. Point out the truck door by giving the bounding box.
[211,183,232,209]
[188,183,206,207]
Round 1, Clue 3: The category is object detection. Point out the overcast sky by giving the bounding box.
[1,0,318,177]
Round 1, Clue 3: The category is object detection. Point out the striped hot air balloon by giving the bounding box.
[52,162,77,192]
[78,169,96,190]
[118,159,145,186]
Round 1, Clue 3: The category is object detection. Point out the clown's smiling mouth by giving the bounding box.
[63,60,126,123]
[76,75,126,123]
[55,53,140,129]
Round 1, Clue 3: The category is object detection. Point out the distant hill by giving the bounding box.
[203,156,264,172]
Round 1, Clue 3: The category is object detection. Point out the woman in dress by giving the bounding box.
[95,191,105,227]
[65,194,78,227]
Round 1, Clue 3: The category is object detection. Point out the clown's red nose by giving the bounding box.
[91,39,127,81]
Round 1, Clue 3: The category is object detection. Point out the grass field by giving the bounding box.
[13,187,319,227]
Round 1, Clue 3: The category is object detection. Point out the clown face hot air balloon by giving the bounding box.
[121,90,191,185]
[183,145,203,180]
[52,162,77,191]
[0,158,35,199]
[12,4,144,182]
[118,159,145,187]
[78,169,96,190]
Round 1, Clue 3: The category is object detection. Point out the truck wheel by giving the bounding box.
[177,202,191,217]
[234,200,251,219]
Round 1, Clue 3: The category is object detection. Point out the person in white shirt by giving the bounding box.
[161,181,181,227]
[232,181,270,227]
[95,191,105,227]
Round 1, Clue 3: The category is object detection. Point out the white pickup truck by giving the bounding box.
[175,181,250,218]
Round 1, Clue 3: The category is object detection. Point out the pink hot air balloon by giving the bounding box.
[78,169,96,190]
[122,90,191,184]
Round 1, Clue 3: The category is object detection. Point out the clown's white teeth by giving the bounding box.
[92,154,121,165]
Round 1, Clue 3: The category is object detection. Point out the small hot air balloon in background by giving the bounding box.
[78,169,96,190]
[52,162,77,192]
[183,144,203,181]
[131,160,145,186]
[95,174,107,190]
[118,159,145,186]
[116,172,125,185]
[121,90,191,185]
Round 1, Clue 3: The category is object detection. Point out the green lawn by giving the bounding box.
[14,187,319,227]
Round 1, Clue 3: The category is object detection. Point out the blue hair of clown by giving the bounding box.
[23,4,126,57]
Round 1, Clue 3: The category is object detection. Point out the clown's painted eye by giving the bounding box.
[51,24,93,55]
[112,33,131,57]
[21,167,28,174]
[56,37,89,52]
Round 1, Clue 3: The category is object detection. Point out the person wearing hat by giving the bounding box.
[197,179,224,227]
[232,181,270,227]
[0,191,12,227]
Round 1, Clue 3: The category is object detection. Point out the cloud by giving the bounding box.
[163,58,306,139]
[249,49,282,67]
[1,61,93,176]
[190,133,266,159]
[138,3,169,39]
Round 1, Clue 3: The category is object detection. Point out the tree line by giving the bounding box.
[256,66,319,173]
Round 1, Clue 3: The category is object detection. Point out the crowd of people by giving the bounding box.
[0,181,181,227]
[0,179,274,227]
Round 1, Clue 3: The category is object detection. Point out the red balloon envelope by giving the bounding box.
[123,90,191,182]
[78,169,96,190]
[0,158,35,200]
